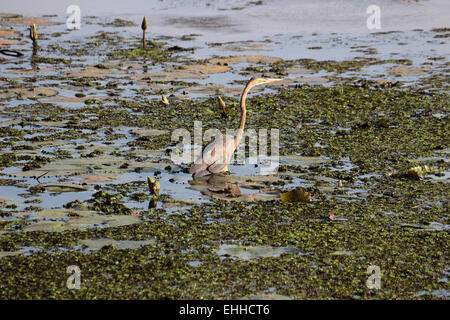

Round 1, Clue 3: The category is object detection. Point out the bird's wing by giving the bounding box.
[189,135,235,176]
[192,161,228,178]
[207,162,228,174]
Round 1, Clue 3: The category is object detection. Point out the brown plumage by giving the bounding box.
[189,77,282,178]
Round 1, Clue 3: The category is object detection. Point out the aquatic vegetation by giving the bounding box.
[107,42,184,62]
[0,12,448,299]
[280,187,311,203]
[89,191,132,215]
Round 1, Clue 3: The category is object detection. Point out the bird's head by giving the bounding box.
[249,77,283,87]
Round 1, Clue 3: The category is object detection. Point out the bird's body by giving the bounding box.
[189,133,235,178]
[189,77,281,178]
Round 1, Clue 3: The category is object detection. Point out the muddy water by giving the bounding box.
[0,1,448,299]
[0,6,448,229]
[2,0,450,36]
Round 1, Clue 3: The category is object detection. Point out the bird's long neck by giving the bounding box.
[234,81,252,149]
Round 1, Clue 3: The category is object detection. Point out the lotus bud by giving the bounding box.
[29,24,38,46]
[141,16,148,31]
[141,16,148,49]
[147,176,160,196]
[161,94,169,106]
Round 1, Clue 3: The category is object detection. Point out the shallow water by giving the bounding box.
[0,1,448,300]
[2,0,450,35]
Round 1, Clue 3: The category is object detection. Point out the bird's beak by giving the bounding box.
[263,78,283,84]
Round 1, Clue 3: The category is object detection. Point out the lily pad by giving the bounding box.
[41,184,88,192]
[280,188,311,203]
[22,213,141,232]
[216,244,296,260]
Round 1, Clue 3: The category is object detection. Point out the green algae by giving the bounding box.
[100,18,137,28]
[0,194,447,299]
[107,42,182,62]
[0,22,448,300]
[89,191,132,215]
[31,56,71,65]
[296,57,412,73]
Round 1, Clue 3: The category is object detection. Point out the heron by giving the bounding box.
[189,77,282,178]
